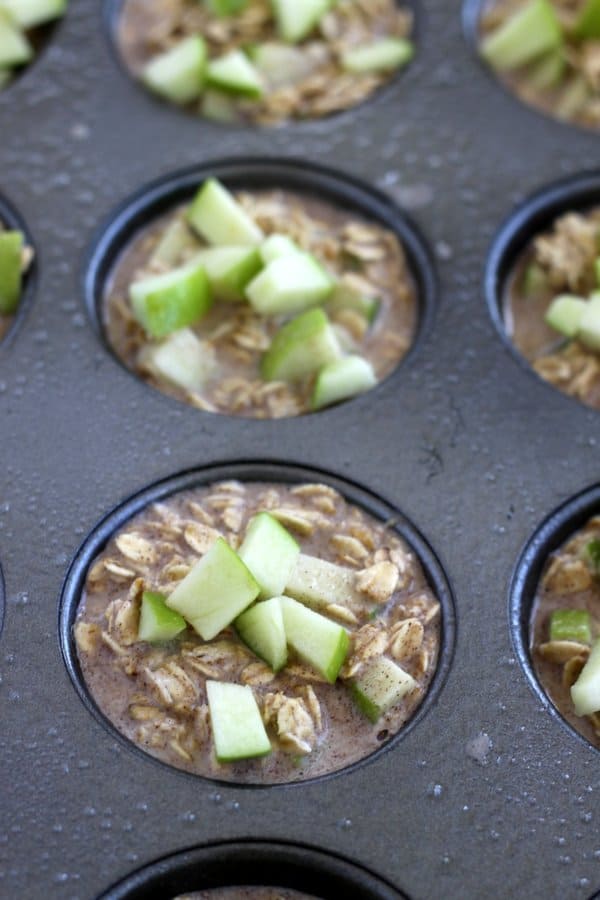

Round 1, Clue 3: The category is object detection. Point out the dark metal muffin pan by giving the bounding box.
[99,840,408,899]
[3,1,600,898]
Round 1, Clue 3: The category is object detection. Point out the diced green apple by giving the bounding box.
[249,41,316,88]
[311,355,377,410]
[575,0,600,39]
[246,252,334,316]
[201,88,240,122]
[137,328,217,393]
[142,36,207,105]
[260,308,341,383]
[238,511,300,599]
[596,257,600,286]
[235,596,288,671]
[350,657,417,723]
[341,38,414,74]
[259,233,303,265]
[204,0,249,15]
[285,552,362,609]
[577,295,600,351]
[550,609,592,644]
[192,245,262,301]
[0,10,33,68]
[149,219,200,269]
[138,591,187,643]
[271,0,332,43]
[1,0,66,27]
[326,280,380,323]
[206,49,264,98]
[166,537,260,640]
[130,260,212,338]
[571,637,600,716]
[188,178,264,246]
[481,0,562,71]
[523,262,548,296]
[556,75,590,119]
[0,230,23,315]
[207,681,272,762]
[529,49,565,91]
[544,294,587,338]
[280,595,349,683]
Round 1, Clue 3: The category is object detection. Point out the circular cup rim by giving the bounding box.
[83,155,438,420]
[59,458,456,789]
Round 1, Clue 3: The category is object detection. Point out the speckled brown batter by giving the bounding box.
[103,187,417,418]
[74,480,440,783]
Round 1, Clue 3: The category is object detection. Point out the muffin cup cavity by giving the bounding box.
[98,840,409,899]
[511,483,600,753]
[84,157,437,418]
[60,460,455,787]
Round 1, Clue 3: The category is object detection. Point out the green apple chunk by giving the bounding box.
[259,233,303,265]
[166,537,260,639]
[577,295,600,351]
[149,220,199,269]
[238,511,300,599]
[350,657,417,723]
[137,328,217,393]
[201,88,241,122]
[188,178,264,247]
[249,41,316,88]
[311,355,377,410]
[271,0,332,43]
[571,638,600,716]
[326,280,380,324]
[138,591,187,643]
[246,253,334,316]
[0,10,33,67]
[280,595,349,683]
[341,38,414,74]
[544,295,587,338]
[0,230,23,315]
[1,0,66,27]
[235,597,287,671]
[204,0,249,15]
[192,246,262,301]
[142,35,207,105]
[575,0,600,39]
[481,0,562,71]
[207,681,272,762]
[261,308,341,383]
[206,49,264,98]
[529,49,565,91]
[130,260,212,338]
[285,552,362,609]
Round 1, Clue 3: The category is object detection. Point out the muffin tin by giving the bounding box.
[3,1,600,898]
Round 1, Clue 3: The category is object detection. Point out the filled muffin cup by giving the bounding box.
[471,0,600,130]
[511,484,600,752]
[486,170,600,409]
[86,158,435,419]
[111,0,416,126]
[0,192,36,348]
[61,462,454,786]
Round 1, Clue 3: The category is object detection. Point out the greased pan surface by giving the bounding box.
[2,1,600,899]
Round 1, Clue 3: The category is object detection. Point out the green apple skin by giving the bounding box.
[238,511,300,599]
[0,230,23,315]
[235,597,288,672]
[130,260,213,339]
[138,591,187,643]
[279,595,349,683]
[188,178,264,247]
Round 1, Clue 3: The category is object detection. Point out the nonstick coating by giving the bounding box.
[2,1,600,899]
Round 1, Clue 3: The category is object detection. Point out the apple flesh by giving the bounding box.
[207,681,272,762]
[235,597,288,672]
[280,595,349,683]
[138,591,187,643]
[166,537,260,640]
